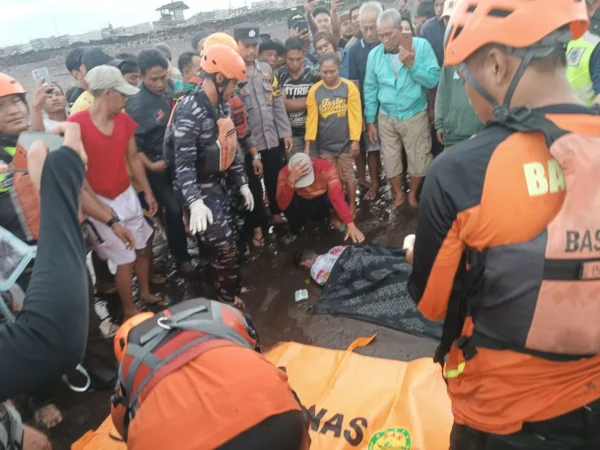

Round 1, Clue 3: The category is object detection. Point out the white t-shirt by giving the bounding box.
[43,117,61,132]
[310,246,347,286]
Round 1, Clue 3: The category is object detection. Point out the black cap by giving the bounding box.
[259,36,285,55]
[233,23,261,45]
[312,6,330,17]
[82,47,123,71]
[288,12,305,29]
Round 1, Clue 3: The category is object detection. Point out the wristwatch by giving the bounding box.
[106,215,120,228]
[253,153,261,161]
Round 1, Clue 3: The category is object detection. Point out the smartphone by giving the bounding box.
[14,132,64,170]
[32,67,51,86]
[399,32,413,51]
[296,19,309,34]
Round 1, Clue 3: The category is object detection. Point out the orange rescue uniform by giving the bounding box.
[409,106,600,435]
[126,345,302,450]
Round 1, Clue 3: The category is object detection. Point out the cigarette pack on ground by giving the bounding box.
[295,289,309,302]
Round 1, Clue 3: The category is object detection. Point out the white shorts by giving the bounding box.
[85,186,153,267]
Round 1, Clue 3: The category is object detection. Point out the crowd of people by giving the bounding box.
[1,0,600,448]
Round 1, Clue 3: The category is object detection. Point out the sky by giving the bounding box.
[0,0,252,47]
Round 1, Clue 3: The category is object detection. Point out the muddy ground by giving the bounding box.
[38,185,433,449]
[5,27,436,449]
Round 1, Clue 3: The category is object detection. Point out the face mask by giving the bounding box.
[0,227,36,292]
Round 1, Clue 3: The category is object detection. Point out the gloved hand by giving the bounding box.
[189,199,213,234]
[240,184,254,212]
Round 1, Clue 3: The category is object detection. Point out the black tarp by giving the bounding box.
[311,242,442,340]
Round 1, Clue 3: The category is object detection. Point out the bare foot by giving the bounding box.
[392,194,406,209]
[272,214,287,225]
[150,274,168,285]
[358,179,370,189]
[123,307,142,320]
[140,293,170,309]
[408,195,419,208]
[23,425,52,450]
[252,229,265,247]
[34,404,63,430]
[364,185,379,201]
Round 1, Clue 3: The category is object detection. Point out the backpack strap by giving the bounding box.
[117,314,256,437]
[486,106,590,147]
[434,247,487,380]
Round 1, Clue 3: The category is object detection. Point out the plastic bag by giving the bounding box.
[0,227,35,292]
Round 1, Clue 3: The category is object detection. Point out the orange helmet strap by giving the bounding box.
[208,72,231,102]
[459,62,500,110]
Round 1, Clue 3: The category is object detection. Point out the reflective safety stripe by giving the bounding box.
[444,362,466,379]
[566,32,600,106]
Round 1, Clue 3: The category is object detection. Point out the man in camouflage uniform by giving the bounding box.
[168,44,254,307]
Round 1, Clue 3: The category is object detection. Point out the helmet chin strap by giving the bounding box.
[209,73,231,102]
[459,48,535,117]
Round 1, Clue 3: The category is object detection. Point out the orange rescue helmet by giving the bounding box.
[201,32,240,55]
[0,73,25,98]
[114,312,154,364]
[201,44,247,82]
[444,0,589,66]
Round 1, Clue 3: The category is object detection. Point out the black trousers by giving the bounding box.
[244,154,270,230]
[260,147,287,216]
[146,170,190,263]
[218,410,308,450]
[450,398,600,450]
[284,193,333,236]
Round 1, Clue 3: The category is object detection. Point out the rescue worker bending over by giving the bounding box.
[111,299,310,450]
[172,44,254,308]
[407,0,600,448]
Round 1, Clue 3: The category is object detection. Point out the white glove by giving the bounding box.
[240,184,254,212]
[189,199,213,234]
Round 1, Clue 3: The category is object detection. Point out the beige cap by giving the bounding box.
[85,65,139,96]
[441,0,459,18]
[288,152,315,188]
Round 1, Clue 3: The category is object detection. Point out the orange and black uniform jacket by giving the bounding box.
[126,346,302,450]
[409,104,600,434]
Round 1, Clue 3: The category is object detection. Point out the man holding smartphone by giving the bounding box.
[288,12,319,65]
[363,8,440,209]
